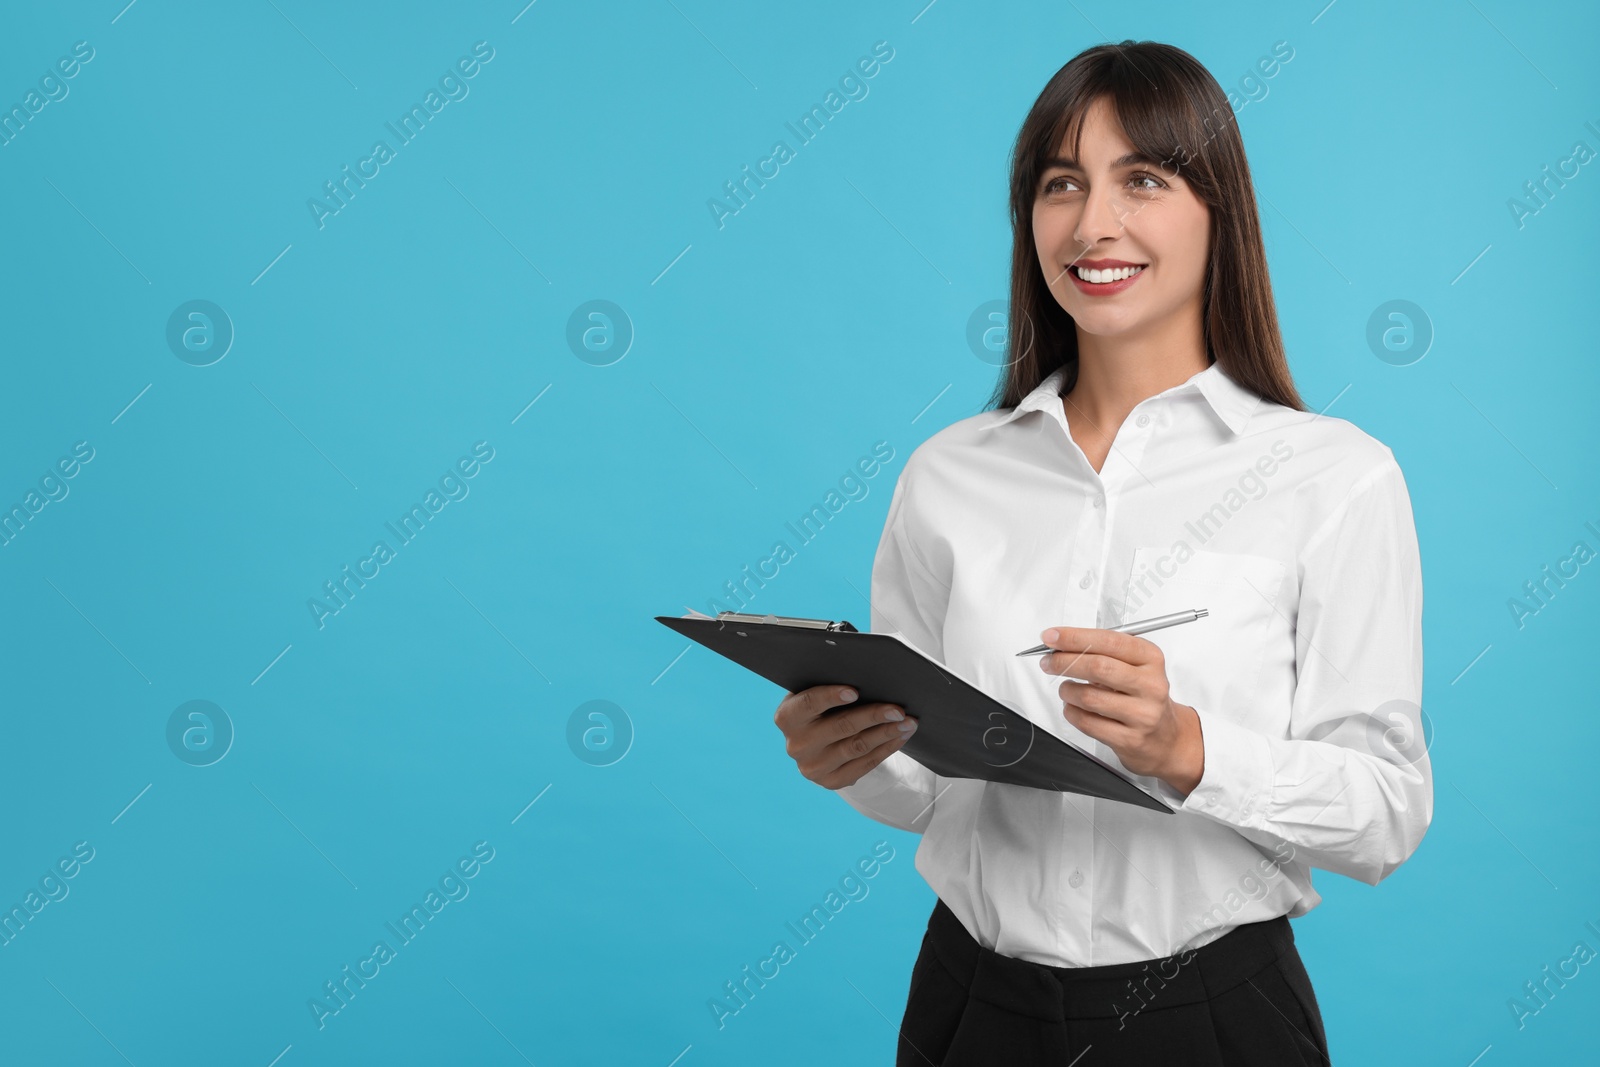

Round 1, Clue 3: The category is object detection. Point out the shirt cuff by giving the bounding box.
[1164,706,1275,826]
[834,750,938,834]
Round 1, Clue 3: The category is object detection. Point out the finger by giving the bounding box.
[1059,680,1138,726]
[821,701,906,746]
[1035,632,1116,681]
[1038,650,1138,692]
[1061,696,1134,746]
[1039,626,1161,667]
[822,730,913,789]
[778,685,859,732]
[818,717,918,777]
[788,702,904,765]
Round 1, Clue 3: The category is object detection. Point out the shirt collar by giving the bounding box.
[982,360,1262,436]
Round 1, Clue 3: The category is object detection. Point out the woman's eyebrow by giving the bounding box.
[1043,151,1164,172]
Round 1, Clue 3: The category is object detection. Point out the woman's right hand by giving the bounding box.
[773,685,918,789]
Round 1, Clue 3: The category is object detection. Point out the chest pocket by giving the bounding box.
[1123,547,1288,720]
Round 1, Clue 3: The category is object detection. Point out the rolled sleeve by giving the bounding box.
[1163,455,1433,886]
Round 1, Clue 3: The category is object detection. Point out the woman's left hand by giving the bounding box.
[1036,626,1205,795]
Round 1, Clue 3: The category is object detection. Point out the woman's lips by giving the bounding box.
[1068,264,1146,296]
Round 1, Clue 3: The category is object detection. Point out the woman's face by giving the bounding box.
[1031,95,1211,343]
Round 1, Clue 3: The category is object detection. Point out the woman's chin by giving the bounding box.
[1066,309,1149,338]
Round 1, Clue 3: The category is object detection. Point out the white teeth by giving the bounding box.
[1074,264,1145,284]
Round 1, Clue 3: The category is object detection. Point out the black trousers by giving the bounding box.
[897,898,1331,1066]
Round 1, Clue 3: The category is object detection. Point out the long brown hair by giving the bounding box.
[988,40,1307,414]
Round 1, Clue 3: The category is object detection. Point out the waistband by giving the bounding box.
[924,897,1295,1022]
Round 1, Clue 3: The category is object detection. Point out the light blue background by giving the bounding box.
[1,1,1596,1064]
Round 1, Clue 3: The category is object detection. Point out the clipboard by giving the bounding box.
[655,611,1173,814]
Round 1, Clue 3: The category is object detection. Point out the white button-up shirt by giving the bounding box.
[838,360,1432,967]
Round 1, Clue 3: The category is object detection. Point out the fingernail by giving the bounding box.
[899,719,917,734]
[840,688,857,702]
[885,708,904,722]
[1042,628,1058,643]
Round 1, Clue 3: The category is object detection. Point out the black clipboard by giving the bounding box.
[656,611,1173,814]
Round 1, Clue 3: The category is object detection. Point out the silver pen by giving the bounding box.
[1014,608,1208,656]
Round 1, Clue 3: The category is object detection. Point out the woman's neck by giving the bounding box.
[1061,316,1210,474]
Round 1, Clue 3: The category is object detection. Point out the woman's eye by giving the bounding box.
[1043,173,1166,195]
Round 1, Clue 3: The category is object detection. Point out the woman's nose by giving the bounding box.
[1073,186,1126,247]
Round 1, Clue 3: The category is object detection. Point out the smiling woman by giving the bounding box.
[765,38,1432,1067]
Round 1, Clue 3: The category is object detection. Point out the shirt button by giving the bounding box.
[1078,571,1093,589]
[1136,413,1150,428]
[1092,493,1105,509]
[1068,868,1084,888]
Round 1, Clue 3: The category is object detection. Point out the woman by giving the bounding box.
[771,40,1432,1065]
